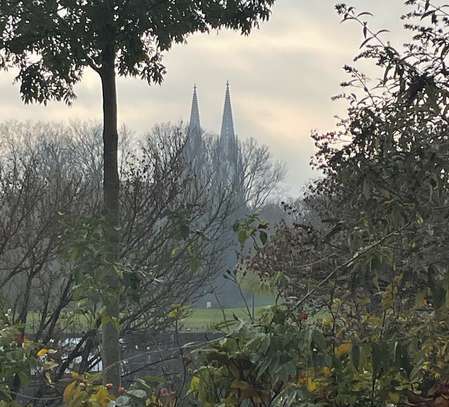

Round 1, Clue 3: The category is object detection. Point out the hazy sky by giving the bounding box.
[0,1,412,197]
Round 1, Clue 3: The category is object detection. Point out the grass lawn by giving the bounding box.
[181,306,269,331]
[25,305,273,334]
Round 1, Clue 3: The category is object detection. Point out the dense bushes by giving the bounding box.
[191,298,449,406]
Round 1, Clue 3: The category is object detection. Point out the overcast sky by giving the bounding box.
[0,1,413,198]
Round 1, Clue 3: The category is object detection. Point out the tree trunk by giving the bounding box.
[100,61,121,390]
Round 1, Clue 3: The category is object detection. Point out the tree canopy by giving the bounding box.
[0,0,275,104]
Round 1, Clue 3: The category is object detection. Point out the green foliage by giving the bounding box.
[63,373,115,407]
[0,310,36,403]
[233,214,269,250]
[191,290,449,406]
[60,215,124,328]
[0,0,276,104]
[190,306,328,406]
[113,377,176,407]
[62,373,174,407]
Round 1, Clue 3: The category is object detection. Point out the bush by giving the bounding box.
[0,310,36,404]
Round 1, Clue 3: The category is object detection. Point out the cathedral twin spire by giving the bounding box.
[187,82,245,204]
[188,82,236,145]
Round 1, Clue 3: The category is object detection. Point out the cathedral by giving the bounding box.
[186,83,248,307]
[184,84,274,309]
[187,82,237,155]
[186,82,243,193]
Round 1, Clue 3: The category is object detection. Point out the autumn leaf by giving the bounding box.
[37,348,49,357]
[335,342,352,358]
[306,377,319,393]
[63,382,78,404]
[90,386,112,407]
[322,367,333,377]
[190,376,200,393]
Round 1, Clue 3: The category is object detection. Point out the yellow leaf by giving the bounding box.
[320,315,333,328]
[190,376,200,393]
[98,387,112,407]
[63,382,78,404]
[23,339,33,351]
[322,367,333,377]
[90,387,111,407]
[37,348,49,357]
[306,377,318,393]
[335,342,352,358]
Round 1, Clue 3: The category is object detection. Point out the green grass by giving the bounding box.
[25,306,272,334]
[181,306,268,331]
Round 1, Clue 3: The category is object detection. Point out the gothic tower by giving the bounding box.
[189,85,201,137]
[220,82,238,165]
[218,82,244,199]
[186,85,203,159]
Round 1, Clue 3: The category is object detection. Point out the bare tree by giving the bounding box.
[239,138,286,210]
[0,121,284,401]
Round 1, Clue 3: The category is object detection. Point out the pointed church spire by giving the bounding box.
[220,81,235,142]
[189,84,201,134]
[186,85,204,164]
[217,82,244,201]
